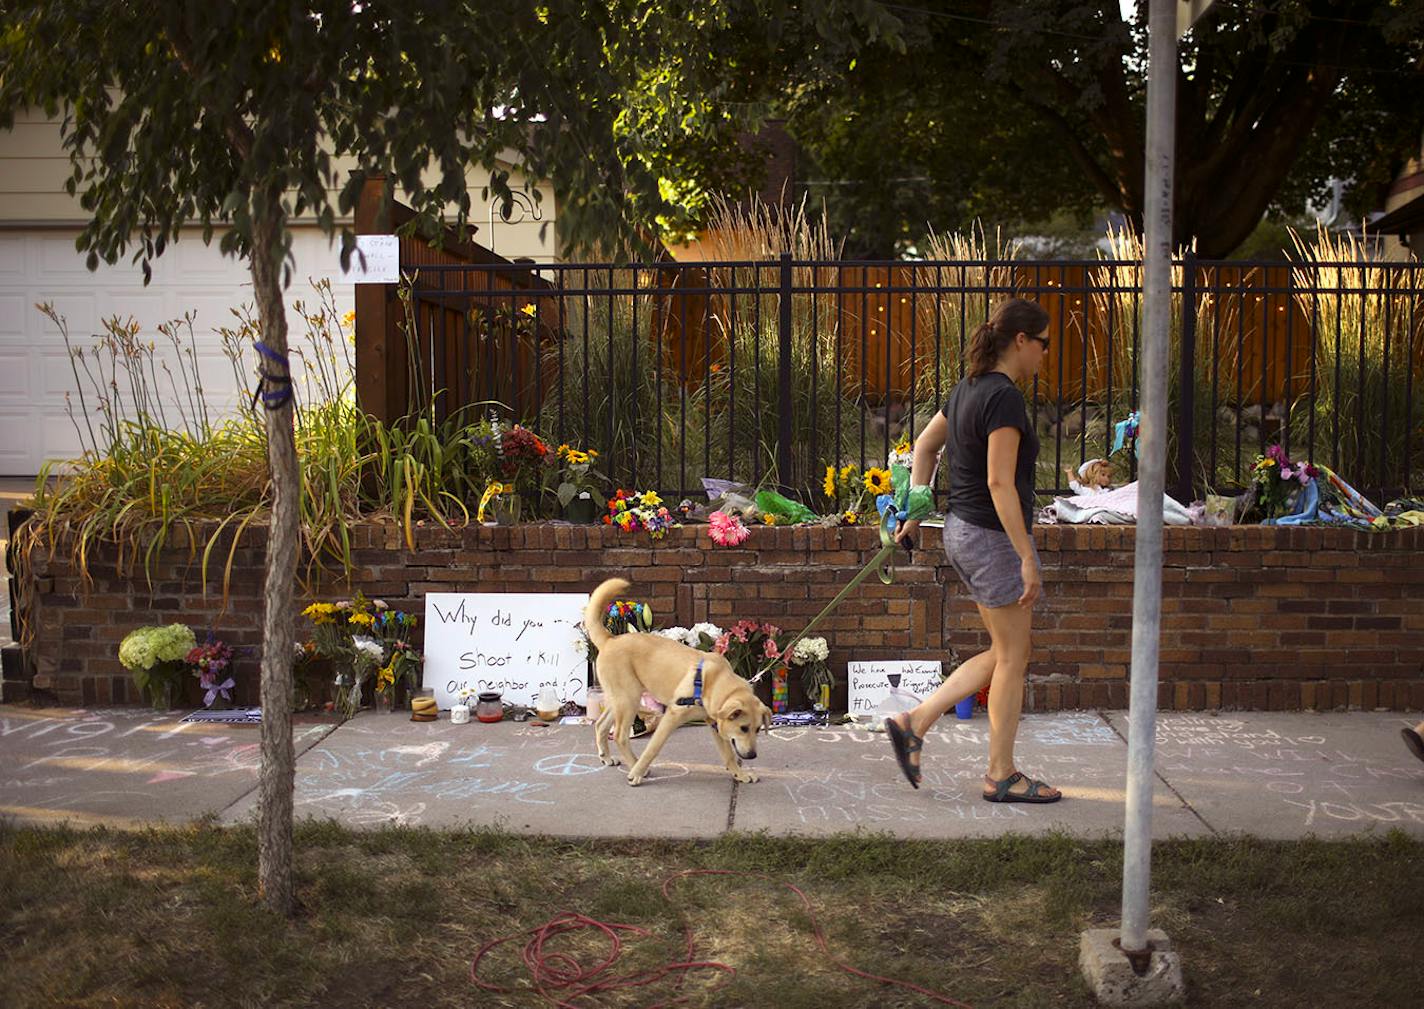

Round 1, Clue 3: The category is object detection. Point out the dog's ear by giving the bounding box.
[759,703,772,729]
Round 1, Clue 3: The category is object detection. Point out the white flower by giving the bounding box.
[688,622,723,645]
[352,636,385,661]
[657,627,690,641]
[572,635,589,656]
[791,637,829,665]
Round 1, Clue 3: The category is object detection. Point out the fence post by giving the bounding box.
[777,252,795,496]
[1174,250,1197,503]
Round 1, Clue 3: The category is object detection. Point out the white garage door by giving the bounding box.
[0,227,355,476]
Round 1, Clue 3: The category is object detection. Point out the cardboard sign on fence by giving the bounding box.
[422,592,590,709]
[846,660,944,715]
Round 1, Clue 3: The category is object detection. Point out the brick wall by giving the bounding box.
[16,520,1424,711]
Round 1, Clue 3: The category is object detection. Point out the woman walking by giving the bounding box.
[886,297,1061,803]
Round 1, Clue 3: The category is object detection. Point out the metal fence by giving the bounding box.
[383,255,1424,505]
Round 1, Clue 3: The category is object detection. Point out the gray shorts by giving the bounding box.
[942,512,1040,609]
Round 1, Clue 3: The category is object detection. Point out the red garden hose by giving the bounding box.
[471,868,972,1008]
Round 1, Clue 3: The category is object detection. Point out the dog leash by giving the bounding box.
[747,508,915,686]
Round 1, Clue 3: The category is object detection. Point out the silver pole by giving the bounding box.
[1121,0,1177,954]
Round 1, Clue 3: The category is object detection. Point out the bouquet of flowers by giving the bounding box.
[498,423,552,497]
[707,510,750,546]
[604,489,677,539]
[787,636,833,703]
[1252,443,1318,520]
[186,634,241,708]
[714,619,782,680]
[888,435,914,469]
[655,622,724,651]
[821,463,885,525]
[303,594,398,718]
[554,443,603,510]
[372,607,422,703]
[120,624,198,708]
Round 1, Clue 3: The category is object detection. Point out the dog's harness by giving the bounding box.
[674,660,704,707]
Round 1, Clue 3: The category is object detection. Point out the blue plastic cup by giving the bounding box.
[955,696,975,719]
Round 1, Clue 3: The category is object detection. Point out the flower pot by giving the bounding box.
[564,493,599,524]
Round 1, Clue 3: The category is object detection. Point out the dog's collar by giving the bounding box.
[674,660,704,707]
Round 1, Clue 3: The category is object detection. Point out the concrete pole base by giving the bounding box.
[1079,928,1185,1006]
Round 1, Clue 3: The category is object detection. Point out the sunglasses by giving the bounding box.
[1028,333,1050,351]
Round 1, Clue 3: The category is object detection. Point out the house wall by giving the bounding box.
[0,105,559,262]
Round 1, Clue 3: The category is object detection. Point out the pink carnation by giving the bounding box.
[708,510,750,547]
[763,638,781,660]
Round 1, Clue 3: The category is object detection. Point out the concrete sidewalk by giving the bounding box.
[1,704,1421,840]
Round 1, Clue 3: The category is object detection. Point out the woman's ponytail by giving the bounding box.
[965,298,1050,381]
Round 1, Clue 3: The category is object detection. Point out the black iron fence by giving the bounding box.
[386,255,1423,505]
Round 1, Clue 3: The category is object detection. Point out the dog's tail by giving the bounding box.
[583,577,630,651]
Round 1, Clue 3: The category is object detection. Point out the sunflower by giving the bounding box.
[842,510,859,525]
[823,465,837,499]
[863,467,892,495]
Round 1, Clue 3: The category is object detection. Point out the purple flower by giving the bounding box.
[1280,466,1293,480]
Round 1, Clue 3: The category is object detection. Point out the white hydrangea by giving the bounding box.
[657,627,690,641]
[791,636,830,665]
[688,622,724,645]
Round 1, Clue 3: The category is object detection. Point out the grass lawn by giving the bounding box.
[1,821,1419,1008]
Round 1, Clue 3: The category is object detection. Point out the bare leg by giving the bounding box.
[978,601,1059,800]
[888,649,996,777]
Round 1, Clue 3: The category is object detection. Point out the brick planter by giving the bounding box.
[13,518,1424,711]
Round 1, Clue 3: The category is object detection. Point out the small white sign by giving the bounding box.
[846,659,944,715]
[422,592,590,709]
[340,234,400,284]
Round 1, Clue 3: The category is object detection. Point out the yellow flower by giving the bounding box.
[557,443,571,458]
[863,467,892,495]
[1261,457,1277,468]
[341,310,356,328]
[376,664,394,689]
[567,450,590,465]
[823,466,837,498]
[588,449,599,458]
[520,303,537,318]
[349,612,374,627]
[640,490,662,508]
[763,514,777,525]
[893,436,912,456]
[843,510,859,525]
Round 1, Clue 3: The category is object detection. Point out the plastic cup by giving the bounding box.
[954,696,975,719]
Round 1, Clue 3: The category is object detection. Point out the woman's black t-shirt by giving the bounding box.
[941,373,1039,532]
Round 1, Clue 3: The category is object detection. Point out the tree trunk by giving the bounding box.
[250,205,300,917]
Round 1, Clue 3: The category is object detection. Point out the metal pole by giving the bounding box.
[1121,0,1177,955]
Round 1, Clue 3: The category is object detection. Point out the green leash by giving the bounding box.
[747,508,914,685]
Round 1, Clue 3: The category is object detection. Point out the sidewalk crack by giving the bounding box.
[213,719,340,822]
[1097,710,1218,836]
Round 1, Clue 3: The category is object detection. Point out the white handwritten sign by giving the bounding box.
[340,234,400,284]
[423,592,590,709]
[846,660,944,715]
